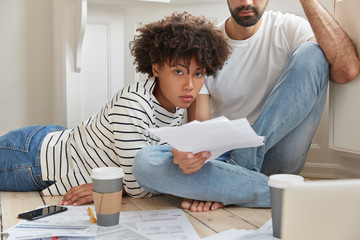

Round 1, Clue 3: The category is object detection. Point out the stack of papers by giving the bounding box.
[148,116,264,162]
[3,205,278,240]
[4,206,98,239]
[3,207,199,240]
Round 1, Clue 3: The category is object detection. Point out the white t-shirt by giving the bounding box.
[201,11,314,124]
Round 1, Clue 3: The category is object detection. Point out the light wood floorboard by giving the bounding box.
[0,192,271,239]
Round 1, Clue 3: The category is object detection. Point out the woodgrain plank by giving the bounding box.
[127,195,178,211]
[0,191,44,231]
[162,194,257,234]
[42,195,62,205]
[120,196,142,212]
[187,208,257,233]
[224,206,271,228]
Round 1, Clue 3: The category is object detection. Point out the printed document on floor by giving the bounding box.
[121,209,200,240]
[2,206,198,240]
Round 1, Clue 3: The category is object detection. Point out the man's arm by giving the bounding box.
[300,0,360,84]
[187,94,210,122]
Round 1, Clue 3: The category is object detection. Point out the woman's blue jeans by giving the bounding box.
[0,125,65,191]
[133,42,330,207]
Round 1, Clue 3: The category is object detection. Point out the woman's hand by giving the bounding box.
[172,148,211,174]
[60,183,94,206]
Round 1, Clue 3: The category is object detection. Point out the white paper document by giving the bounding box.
[3,207,198,240]
[3,206,150,240]
[121,209,200,240]
[202,219,279,240]
[148,116,264,162]
[3,206,98,239]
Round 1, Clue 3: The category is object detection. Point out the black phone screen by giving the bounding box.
[18,205,68,220]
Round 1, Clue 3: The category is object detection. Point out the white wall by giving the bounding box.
[61,3,126,129]
[117,0,352,179]
[0,0,54,135]
[121,1,230,87]
[0,0,330,135]
[1,0,359,179]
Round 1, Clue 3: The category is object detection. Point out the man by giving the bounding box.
[133,0,360,211]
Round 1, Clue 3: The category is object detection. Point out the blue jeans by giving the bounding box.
[0,125,66,191]
[133,42,329,208]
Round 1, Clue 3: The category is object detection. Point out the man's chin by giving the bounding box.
[235,16,260,27]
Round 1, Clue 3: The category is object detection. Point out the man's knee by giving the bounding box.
[292,42,329,69]
[290,42,330,91]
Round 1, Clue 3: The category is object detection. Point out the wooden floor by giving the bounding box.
[0,191,271,239]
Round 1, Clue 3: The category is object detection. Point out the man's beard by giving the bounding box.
[229,5,264,27]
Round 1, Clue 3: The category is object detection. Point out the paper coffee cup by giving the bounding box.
[268,174,304,238]
[91,167,124,227]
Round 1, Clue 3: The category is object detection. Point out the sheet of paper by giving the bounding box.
[5,224,150,240]
[120,209,200,240]
[202,219,279,240]
[4,205,97,239]
[3,207,197,240]
[202,229,257,240]
[256,219,274,235]
[148,116,264,162]
[3,206,151,240]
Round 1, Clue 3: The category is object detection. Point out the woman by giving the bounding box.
[0,12,231,206]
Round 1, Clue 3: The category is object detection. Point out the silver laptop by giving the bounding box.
[281,179,360,240]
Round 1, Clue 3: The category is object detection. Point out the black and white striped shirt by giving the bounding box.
[40,78,184,197]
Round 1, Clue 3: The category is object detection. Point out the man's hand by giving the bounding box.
[181,199,224,212]
[172,148,211,174]
[60,183,94,206]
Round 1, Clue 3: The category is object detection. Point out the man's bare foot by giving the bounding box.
[181,198,224,212]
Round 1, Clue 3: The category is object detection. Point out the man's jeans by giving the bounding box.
[133,42,330,208]
[0,125,65,191]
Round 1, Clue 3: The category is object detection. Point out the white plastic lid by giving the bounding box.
[91,167,124,180]
[268,174,304,189]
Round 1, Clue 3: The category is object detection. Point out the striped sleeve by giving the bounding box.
[109,91,156,198]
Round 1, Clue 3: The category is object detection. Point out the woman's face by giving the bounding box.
[152,56,205,112]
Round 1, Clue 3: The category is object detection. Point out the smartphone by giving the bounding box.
[18,205,68,220]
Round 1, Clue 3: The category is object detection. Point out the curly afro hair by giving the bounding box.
[130,12,231,77]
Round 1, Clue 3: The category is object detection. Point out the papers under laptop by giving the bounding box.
[281,179,360,240]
